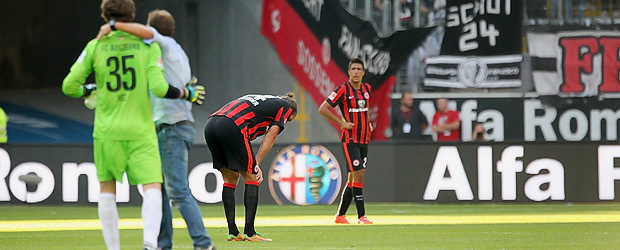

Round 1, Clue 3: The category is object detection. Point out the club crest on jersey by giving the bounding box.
[357,100,366,108]
[353,159,360,166]
[269,144,342,205]
[364,92,370,99]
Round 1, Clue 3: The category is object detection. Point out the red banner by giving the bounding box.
[261,0,396,140]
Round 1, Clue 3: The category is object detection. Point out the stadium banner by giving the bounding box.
[261,0,434,140]
[388,95,620,142]
[423,0,523,88]
[1,142,620,204]
[527,25,620,97]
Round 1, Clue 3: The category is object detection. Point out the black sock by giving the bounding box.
[353,187,365,218]
[222,185,239,236]
[244,183,259,236]
[336,186,353,216]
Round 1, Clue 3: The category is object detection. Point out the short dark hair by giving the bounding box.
[348,57,364,70]
[100,0,135,22]
[147,10,175,36]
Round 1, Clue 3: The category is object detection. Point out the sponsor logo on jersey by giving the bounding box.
[357,99,366,108]
[348,107,368,113]
[269,144,342,205]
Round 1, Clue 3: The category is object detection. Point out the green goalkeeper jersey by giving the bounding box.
[62,31,170,140]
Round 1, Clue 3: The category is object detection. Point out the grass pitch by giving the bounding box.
[1,203,619,249]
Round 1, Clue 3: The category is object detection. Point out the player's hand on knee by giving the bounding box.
[255,165,263,183]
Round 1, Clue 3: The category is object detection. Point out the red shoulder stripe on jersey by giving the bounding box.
[226,102,250,119]
[274,107,284,122]
[212,100,239,116]
[328,85,345,107]
[343,83,351,123]
[214,100,240,116]
[234,111,255,126]
[282,107,293,122]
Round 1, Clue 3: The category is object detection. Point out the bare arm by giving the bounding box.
[253,126,280,183]
[255,126,279,165]
[433,121,460,132]
[368,109,374,132]
[443,121,460,131]
[432,124,443,133]
[96,22,154,40]
[319,101,354,129]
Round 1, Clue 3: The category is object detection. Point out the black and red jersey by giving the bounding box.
[211,94,294,141]
[326,81,372,144]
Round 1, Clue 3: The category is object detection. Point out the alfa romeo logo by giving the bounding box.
[269,144,342,205]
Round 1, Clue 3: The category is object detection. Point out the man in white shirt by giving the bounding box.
[97,9,214,250]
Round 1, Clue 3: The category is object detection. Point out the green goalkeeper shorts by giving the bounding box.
[93,138,163,185]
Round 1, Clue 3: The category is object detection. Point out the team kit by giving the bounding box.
[62,1,375,248]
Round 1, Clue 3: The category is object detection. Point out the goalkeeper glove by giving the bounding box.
[183,76,205,105]
[82,83,97,98]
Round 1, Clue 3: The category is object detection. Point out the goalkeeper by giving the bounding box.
[61,1,204,249]
[95,9,215,250]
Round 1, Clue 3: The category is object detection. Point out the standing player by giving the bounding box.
[319,58,373,225]
[204,93,297,242]
[62,1,204,249]
[95,9,215,250]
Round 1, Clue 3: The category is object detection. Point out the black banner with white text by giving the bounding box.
[424,0,522,88]
[261,0,434,140]
[388,96,620,142]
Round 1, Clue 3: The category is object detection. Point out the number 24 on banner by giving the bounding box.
[458,20,499,52]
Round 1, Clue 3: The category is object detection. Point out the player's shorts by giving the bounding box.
[93,138,163,185]
[342,142,368,172]
[204,116,257,174]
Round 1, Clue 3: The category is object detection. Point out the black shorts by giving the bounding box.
[342,143,368,172]
[204,116,257,174]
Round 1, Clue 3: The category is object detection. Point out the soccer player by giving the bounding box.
[319,58,373,225]
[62,1,204,249]
[204,93,297,241]
[95,9,215,250]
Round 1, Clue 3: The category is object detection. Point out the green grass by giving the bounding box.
[1,203,620,249]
